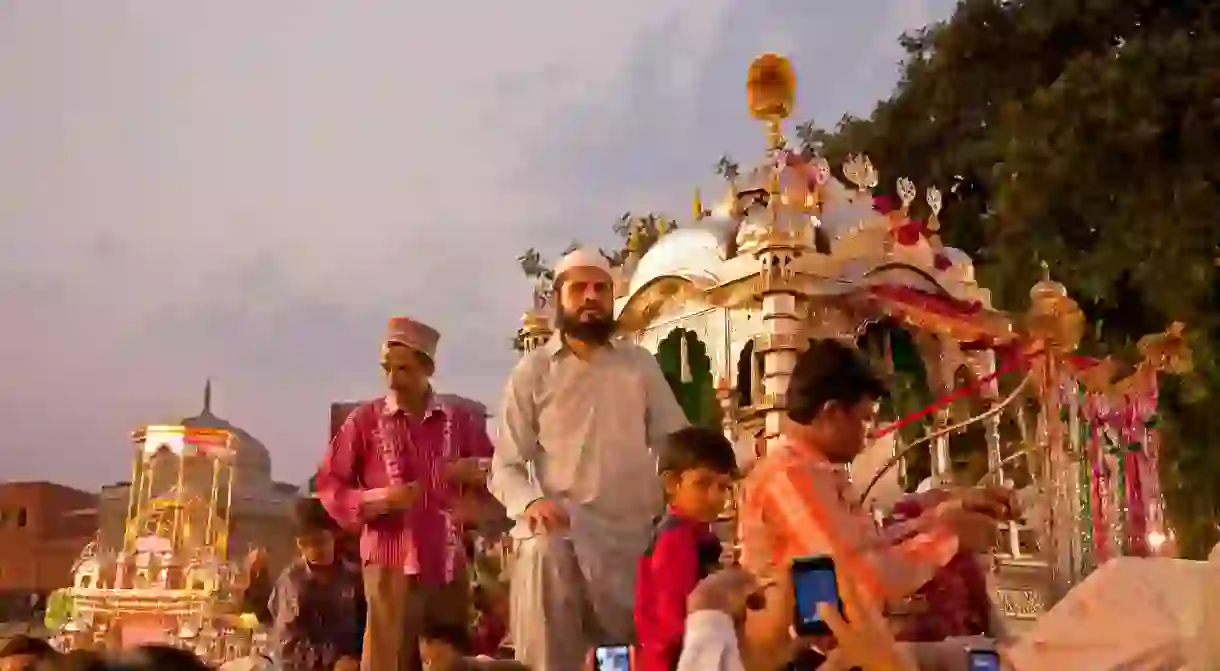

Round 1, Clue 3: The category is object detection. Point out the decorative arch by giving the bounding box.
[856,320,935,490]
[655,328,717,427]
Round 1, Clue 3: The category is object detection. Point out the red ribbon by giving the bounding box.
[871,350,1040,439]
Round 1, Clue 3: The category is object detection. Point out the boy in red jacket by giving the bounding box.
[634,427,739,671]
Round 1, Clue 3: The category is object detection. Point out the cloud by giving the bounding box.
[0,0,954,488]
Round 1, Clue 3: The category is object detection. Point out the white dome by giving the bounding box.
[626,226,728,298]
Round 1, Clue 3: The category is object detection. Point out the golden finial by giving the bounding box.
[747,54,796,150]
[693,188,705,220]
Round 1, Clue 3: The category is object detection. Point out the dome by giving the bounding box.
[180,380,272,476]
[626,226,729,298]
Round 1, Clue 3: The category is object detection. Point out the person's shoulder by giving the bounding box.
[615,341,658,364]
[510,347,553,380]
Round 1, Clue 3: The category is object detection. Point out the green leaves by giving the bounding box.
[804,0,1220,556]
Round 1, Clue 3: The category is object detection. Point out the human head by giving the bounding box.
[293,497,338,566]
[786,339,887,464]
[660,426,739,523]
[418,619,472,671]
[381,316,440,399]
[553,248,615,344]
[0,636,56,671]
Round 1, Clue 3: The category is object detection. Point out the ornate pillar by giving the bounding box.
[753,214,812,453]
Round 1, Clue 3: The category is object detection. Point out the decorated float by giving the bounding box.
[512,54,1191,633]
[58,425,267,663]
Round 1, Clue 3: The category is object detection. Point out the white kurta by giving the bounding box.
[491,337,689,671]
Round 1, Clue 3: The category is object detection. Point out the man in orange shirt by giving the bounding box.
[739,340,1017,666]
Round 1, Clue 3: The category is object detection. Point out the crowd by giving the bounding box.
[1,247,1030,671]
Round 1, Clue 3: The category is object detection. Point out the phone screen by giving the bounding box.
[968,650,1001,671]
[595,645,631,671]
[791,556,840,635]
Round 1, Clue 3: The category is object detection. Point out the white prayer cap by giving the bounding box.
[554,247,612,279]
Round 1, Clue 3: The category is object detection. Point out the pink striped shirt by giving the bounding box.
[315,394,495,585]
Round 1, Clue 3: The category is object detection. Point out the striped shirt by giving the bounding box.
[739,435,958,609]
[316,394,495,584]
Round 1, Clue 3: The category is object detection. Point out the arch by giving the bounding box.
[736,340,755,407]
[654,328,717,427]
[856,320,935,490]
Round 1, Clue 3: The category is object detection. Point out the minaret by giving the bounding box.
[202,378,213,416]
[746,54,813,453]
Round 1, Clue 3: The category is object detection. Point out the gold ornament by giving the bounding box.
[1137,321,1193,375]
[747,53,795,149]
[1025,262,1084,354]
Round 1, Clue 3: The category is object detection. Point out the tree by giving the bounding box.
[803,0,1220,556]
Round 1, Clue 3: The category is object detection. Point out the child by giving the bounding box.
[635,426,739,671]
[268,498,365,671]
[419,619,528,671]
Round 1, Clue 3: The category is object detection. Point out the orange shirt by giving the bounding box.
[739,435,958,608]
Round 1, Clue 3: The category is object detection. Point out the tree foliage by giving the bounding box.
[805,0,1220,555]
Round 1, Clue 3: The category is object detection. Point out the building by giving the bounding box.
[0,482,98,597]
[96,382,300,570]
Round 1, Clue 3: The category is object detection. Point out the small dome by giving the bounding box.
[180,380,272,475]
[626,226,728,298]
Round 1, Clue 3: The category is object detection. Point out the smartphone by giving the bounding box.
[968,649,1001,671]
[790,555,843,637]
[594,644,631,671]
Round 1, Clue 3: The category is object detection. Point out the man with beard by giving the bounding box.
[490,248,690,671]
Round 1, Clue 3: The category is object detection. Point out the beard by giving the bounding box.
[557,305,616,344]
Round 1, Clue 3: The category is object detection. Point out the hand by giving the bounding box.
[522,498,569,534]
[686,566,765,618]
[818,573,916,671]
[445,457,489,485]
[385,482,421,511]
[954,485,1020,521]
[333,656,359,671]
[935,499,1001,553]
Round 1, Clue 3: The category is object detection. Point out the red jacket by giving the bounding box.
[634,510,723,671]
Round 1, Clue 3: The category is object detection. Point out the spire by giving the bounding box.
[202,378,213,416]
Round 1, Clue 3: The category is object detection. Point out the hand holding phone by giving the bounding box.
[593,644,631,671]
[790,555,844,637]
[968,648,1001,671]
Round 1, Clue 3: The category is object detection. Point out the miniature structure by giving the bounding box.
[60,425,265,663]
[514,54,1186,632]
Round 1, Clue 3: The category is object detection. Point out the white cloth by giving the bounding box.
[554,247,612,277]
[1006,556,1211,670]
[675,611,746,671]
[492,339,690,671]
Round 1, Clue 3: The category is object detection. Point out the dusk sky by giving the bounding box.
[0,1,955,489]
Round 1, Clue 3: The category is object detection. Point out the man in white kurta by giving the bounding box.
[491,248,690,671]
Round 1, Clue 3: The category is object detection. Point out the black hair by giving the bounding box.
[786,339,888,425]
[293,497,339,536]
[419,619,473,654]
[113,646,212,671]
[659,426,739,477]
[0,635,56,659]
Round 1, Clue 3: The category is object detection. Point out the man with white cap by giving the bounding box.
[316,316,497,671]
[491,248,691,671]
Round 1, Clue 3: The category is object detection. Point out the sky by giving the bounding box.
[0,0,956,489]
